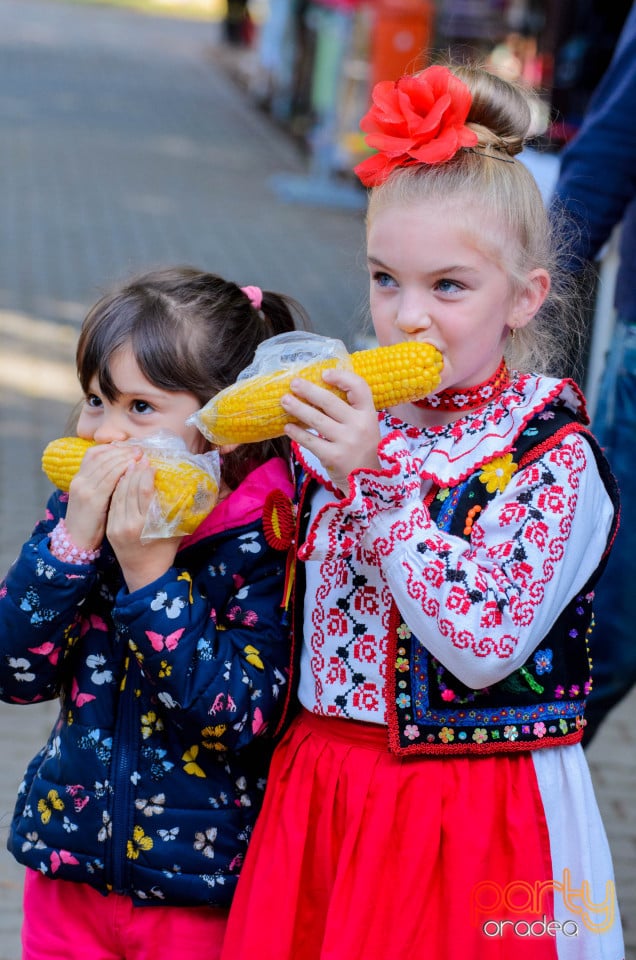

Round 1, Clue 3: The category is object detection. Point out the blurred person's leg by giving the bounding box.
[586,318,636,743]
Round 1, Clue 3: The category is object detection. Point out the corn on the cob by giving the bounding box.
[42,437,218,535]
[196,341,444,445]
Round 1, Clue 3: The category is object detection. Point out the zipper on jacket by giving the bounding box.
[109,653,138,893]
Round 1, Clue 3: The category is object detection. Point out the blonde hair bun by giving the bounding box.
[452,64,534,157]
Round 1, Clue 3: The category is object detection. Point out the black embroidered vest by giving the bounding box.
[385,405,619,756]
[279,403,619,756]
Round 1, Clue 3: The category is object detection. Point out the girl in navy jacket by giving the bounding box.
[0,267,306,960]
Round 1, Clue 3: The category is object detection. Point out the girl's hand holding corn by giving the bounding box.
[59,443,184,592]
[63,441,144,560]
[189,332,443,493]
[190,332,443,447]
[282,367,381,492]
[42,434,221,589]
[105,454,185,593]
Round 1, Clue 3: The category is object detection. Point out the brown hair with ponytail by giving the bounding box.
[76,266,310,490]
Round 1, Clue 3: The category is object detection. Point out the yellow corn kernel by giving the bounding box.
[42,437,218,535]
[42,436,91,492]
[351,342,443,411]
[197,340,443,445]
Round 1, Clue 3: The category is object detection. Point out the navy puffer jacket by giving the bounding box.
[0,458,292,907]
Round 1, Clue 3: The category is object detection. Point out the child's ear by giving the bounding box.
[219,443,239,454]
[511,269,551,330]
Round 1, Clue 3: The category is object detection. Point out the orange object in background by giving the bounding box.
[369,0,433,86]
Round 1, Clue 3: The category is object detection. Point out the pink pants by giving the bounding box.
[22,869,228,960]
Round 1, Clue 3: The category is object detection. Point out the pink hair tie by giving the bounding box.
[241,285,263,310]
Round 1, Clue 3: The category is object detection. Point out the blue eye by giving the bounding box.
[373,271,397,288]
[436,278,462,294]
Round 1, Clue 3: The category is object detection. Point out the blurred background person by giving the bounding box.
[550,0,636,744]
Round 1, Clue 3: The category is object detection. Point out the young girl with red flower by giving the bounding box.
[220,65,624,959]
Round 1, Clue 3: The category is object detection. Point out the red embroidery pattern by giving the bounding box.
[392,436,589,659]
[414,359,510,412]
[304,550,393,721]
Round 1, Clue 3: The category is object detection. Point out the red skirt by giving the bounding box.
[221,710,558,960]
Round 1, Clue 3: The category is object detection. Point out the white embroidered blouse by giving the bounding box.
[296,374,615,724]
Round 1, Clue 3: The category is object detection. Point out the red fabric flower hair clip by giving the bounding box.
[353,65,479,187]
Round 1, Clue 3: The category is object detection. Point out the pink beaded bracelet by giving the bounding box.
[49,519,101,565]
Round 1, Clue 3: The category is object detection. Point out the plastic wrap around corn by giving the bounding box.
[42,435,220,538]
[192,336,444,445]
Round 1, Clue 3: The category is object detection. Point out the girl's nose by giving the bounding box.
[396,304,432,335]
[91,415,129,444]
